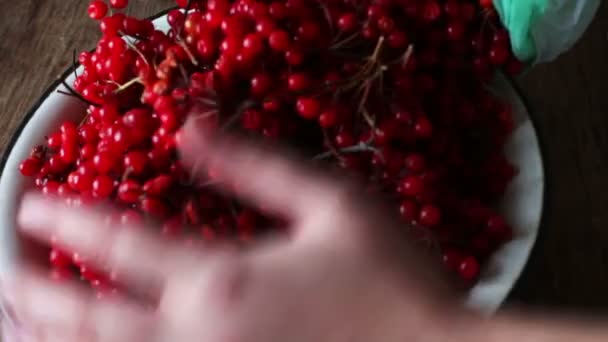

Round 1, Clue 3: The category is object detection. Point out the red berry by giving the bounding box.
[269,2,288,19]
[334,131,354,148]
[123,150,148,176]
[337,13,358,32]
[92,175,115,199]
[93,151,119,174]
[19,158,42,176]
[405,154,426,172]
[50,249,71,268]
[489,45,510,65]
[414,117,433,138]
[418,205,441,227]
[143,175,174,196]
[318,108,338,128]
[399,200,418,221]
[399,175,424,197]
[458,256,480,281]
[110,0,128,9]
[118,180,142,203]
[268,30,290,51]
[242,33,265,56]
[88,1,108,20]
[250,72,273,96]
[287,72,311,92]
[296,97,321,119]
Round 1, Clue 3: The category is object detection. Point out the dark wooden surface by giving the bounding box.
[1,1,607,313]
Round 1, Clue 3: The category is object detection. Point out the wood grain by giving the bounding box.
[1,0,607,313]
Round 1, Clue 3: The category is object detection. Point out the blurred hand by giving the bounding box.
[3,118,460,342]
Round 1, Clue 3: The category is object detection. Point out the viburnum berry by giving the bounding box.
[418,205,442,227]
[458,256,480,281]
[92,175,115,199]
[337,13,358,32]
[88,1,108,20]
[110,0,129,9]
[296,97,321,119]
[268,30,290,51]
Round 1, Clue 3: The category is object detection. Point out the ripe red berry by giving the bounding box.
[414,117,433,138]
[287,72,311,92]
[337,13,358,32]
[399,200,418,221]
[296,97,321,119]
[399,175,425,197]
[250,72,273,96]
[46,132,62,150]
[110,0,129,9]
[88,1,108,20]
[118,179,142,203]
[458,256,480,281]
[419,205,441,227]
[268,30,290,51]
[92,175,115,199]
[489,45,510,65]
[318,108,338,128]
[405,154,426,172]
[50,249,72,268]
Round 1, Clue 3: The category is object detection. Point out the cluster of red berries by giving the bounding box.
[20,0,520,294]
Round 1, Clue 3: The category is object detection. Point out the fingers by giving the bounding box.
[179,118,351,222]
[4,268,156,342]
[17,194,198,289]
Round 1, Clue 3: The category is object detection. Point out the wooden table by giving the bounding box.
[1,0,607,313]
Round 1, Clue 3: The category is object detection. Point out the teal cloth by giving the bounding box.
[494,0,600,63]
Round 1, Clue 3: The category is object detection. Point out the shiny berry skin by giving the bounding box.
[405,154,426,172]
[441,249,462,270]
[242,33,265,56]
[118,180,142,203]
[269,2,288,19]
[143,175,174,196]
[446,21,465,41]
[250,73,273,96]
[88,1,108,20]
[296,97,321,119]
[334,131,354,148]
[458,256,480,281]
[418,205,441,227]
[414,117,433,138]
[123,150,148,176]
[109,0,128,9]
[318,108,338,128]
[337,13,357,32]
[49,249,72,268]
[93,151,118,174]
[92,175,115,199]
[399,175,425,197]
[19,158,42,176]
[489,45,510,65]
[287,73,311,92]
[399,200,418,221]
[268,30,290,51]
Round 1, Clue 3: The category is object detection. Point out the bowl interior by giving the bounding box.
[0,13,544,314]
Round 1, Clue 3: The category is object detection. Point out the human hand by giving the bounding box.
[4,119,461,342]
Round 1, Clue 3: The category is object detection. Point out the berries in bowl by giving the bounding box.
[0,0,543,314]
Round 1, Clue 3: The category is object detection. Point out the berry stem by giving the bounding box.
[313,141,378,161]
[114,77,143,93]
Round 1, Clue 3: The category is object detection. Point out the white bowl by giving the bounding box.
[0,12,545,314]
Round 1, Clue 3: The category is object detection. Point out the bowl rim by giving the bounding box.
[0,8,548,309]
